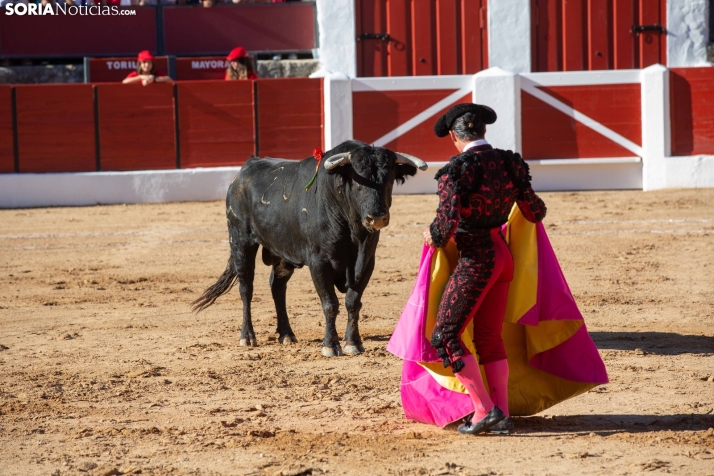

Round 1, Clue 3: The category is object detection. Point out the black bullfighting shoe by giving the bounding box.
[457,406,506,435]
[488,416,514,435]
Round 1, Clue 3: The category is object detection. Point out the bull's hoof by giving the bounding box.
[321,345,344,358]
[279,334,298,345]
[239,337,258,347]
[343,344,364,355]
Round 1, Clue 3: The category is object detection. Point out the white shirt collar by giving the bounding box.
[463,139,489,152]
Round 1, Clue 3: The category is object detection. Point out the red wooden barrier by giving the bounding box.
[256,78,323,160]
[87,57,170,83]
[177,81,255,168]
[356,0,488,77]
[0,86,13,174]
[162,4,316,56]
[670,68,714,156]
[0,8,156,58]
[352,88,471,158]
[521,84,641,159]
[15,85,96,173]
[96,83,176,171]
[532,0,666,72]
[175,57,229,81]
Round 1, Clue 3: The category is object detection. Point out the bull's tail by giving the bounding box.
[191,258,237,313]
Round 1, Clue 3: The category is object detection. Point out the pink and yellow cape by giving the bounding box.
[386,206,608,427]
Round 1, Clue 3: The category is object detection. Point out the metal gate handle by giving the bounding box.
[357,33,391,42]
[631,24,666,36]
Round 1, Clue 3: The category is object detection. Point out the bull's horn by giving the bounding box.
[395,152,428,171]
[323,152,351,170]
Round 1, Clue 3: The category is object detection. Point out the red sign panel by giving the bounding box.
[175,57,229,81]
[87,57,170,83]
[15,84,96,173]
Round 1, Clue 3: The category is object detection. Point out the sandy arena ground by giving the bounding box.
[1,189,713,476]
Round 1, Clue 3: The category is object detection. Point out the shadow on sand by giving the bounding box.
[590,331,714,355]
[445,414,714,435]
[514,413,714,435]
[364,334,392,342]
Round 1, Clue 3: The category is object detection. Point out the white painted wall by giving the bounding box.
[0,167,242,209]
[653,155,714,188]
[472,68,521,152]
[667,0,712,67]
[314,0,357,78]
[487,0,532,73]
[529,161,643,191]
[0,159,647,209]
[641,64,671,190]
[323,72,353,151]
[396,160,643,194]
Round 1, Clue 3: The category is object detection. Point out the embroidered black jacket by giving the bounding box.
[429,145,546,248]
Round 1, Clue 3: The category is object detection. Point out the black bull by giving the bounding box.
[192,140,427,357]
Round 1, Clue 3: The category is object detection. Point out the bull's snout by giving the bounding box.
[364,213,390,230]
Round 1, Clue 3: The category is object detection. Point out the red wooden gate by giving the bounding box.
[356,0,488,77]
[531,0,667,72]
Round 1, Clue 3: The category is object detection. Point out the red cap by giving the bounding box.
[226,46,248,61]
[137,50,155,62]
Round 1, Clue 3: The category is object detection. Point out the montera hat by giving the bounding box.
[433,103,497,137]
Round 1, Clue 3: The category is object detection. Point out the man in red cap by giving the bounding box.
[225,47,258,81]
[122,50,171,86]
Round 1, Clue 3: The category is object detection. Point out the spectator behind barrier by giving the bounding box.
[122,50,171,86]
[225,47,258,81]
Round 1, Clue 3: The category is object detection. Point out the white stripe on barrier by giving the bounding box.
[373,87,472,147]
[527,157,641,165]
[352,75,471,92]
[353,71,641,93]
[521,78,644,157]
[521,69,642,86]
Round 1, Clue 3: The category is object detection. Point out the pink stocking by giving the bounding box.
[454,354,494,420]
[484,359,510,417]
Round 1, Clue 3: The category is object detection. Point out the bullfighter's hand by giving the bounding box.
[141,75,155,86]
[423,228,434,247]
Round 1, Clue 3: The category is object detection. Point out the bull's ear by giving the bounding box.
[394,164,418,185]
[323,152,351,170]
[395,152,427,171]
